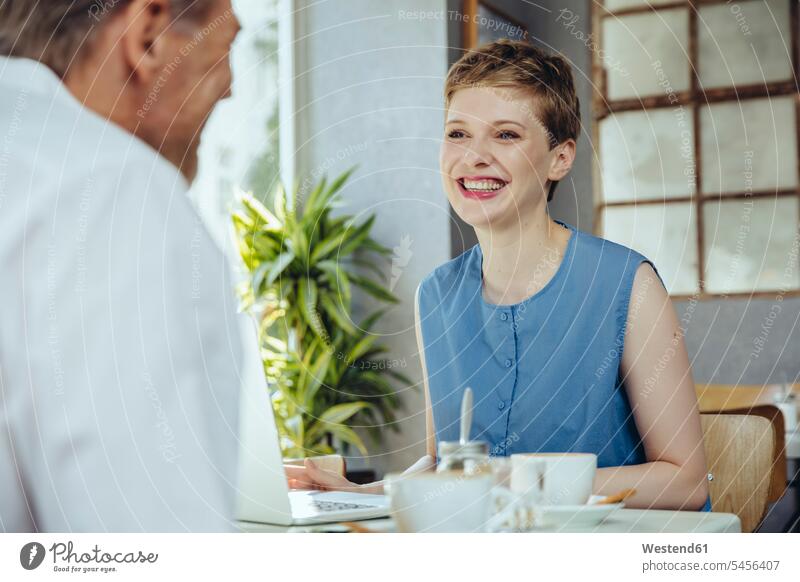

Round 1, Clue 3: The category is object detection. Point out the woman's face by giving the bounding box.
[439,86,571,230]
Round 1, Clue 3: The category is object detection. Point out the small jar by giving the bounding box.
[436,441,490,476]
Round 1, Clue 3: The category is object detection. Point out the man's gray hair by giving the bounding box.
[0,0,215,78]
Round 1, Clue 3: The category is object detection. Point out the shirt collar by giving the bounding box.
[0,55,80,106]
[0,55,190,193]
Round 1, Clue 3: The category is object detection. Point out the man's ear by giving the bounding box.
[547,139,576,182]
[119,0,173,84]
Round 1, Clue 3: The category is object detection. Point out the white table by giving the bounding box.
[239,508,740,533]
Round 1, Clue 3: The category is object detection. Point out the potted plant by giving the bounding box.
[232,169,410,459]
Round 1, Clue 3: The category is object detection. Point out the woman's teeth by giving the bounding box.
[461,179,506,191]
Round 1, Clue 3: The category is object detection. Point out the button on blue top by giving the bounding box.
[418,221,653,470]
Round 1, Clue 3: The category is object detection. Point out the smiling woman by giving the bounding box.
[292,39,710,513]
[419,40,709,511]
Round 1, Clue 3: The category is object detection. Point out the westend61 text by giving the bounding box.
[642,543,708,554]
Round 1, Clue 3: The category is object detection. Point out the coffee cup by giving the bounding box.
[511,453,597,506]
[385,471,511,532]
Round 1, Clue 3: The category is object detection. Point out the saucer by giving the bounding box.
[537,495,623,528]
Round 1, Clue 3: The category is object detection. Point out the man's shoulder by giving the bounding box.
[0,74,187,207]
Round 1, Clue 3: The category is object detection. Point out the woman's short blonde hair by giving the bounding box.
[444,40,581,201]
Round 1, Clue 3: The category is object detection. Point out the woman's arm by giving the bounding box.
[416,283,438,460]
[592,263,709,510]
[284,284,437,493]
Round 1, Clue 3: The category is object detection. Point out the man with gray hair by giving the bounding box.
[0,0,246,531]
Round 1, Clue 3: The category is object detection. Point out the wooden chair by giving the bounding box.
[696,383,798,413]
[700,406,787,532]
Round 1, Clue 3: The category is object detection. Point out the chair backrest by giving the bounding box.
[696,383,798,413]
[700,406,786,532]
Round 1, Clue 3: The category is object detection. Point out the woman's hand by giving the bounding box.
[285,458,382,495]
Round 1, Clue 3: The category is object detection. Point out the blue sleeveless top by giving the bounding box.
[418,221,652,466]
[417,220,711,511]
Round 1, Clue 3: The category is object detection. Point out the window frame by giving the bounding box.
[461,0,528,49]
[591,0,800,300]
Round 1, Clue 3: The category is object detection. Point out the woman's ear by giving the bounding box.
[547,139,577,182]
[119,0,173,85]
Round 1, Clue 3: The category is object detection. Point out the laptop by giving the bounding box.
[234,316,390,526]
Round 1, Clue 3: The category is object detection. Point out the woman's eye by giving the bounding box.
[447,130,466,139]
[497,131,520,140]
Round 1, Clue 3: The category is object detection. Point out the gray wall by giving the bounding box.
[675,296,799,385]
[294,0,451,474]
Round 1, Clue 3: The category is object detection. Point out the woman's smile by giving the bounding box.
[456,175,510,200]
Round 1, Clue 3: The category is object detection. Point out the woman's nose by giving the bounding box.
[461,140,493,167]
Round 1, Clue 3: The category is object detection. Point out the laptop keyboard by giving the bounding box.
[311,499,376,512]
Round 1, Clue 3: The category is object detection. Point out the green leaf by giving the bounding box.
[325,214,350,239]
[306,401,371,453]
[302,176,327,216]
[283,412,305,447]
[361,237,392,256]
[302,348,333,409]
[361,369,396,389]
[296,337,320,393]
[251,261,271,294]
[266,251,296,285]
[346,335,378,364]
[350,257,388,282]
[253,233,281,257]
[274,183,289,223]
[297,277,325,340]
[231,210,254,232]
[263,335,287,353]
[325,424,368,456]
[350,273,399,303]
[356,347,389,360]
[319,294,357,335]
[315,168,356,213]
[240,191,282,230]
[318,401,370,426]
[317,260,352,309]
[386,369,414,386]
[360,309,386,331]
[326,167,356,198]
[289,226,309,268]
[339,215,376,257]
[310,230,348,264]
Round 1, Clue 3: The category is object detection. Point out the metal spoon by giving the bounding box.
[460,387,473,445]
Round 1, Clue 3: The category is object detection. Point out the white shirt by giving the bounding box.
[0,57,244,532]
